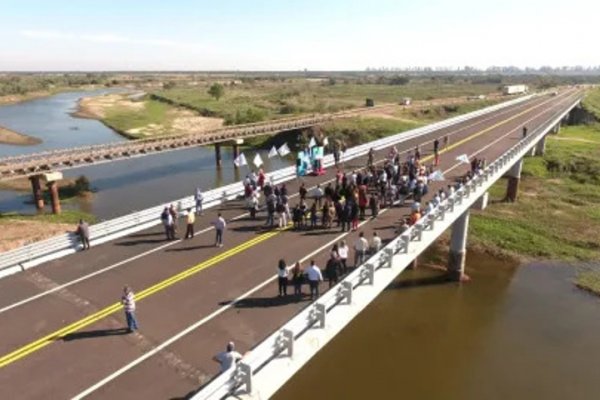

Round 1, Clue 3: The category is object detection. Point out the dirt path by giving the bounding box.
[0,219,72,253]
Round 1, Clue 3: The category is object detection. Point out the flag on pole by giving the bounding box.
[233,153,247,167]
[428,170,446,181]
[253,153,264,168]
[308,136,317,148]
[277,143,291,157]
[456,154,470,165]
[268,145,278,158]
[323,137,329,147]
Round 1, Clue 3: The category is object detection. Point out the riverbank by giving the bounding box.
[73,93,224,139]
[0,125,41,146]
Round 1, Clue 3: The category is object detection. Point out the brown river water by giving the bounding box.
[274,253,600,400]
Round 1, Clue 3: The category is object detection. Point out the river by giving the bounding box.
[274,254,600,400]
[0,90,293,219]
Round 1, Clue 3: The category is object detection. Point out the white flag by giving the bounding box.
[253,153,264,168]
[277,143,291,157]
[268,145,278,158]
[308,136,317,148]
[456,154,470,165]
[428,170,446,181]
[323,137,329,147]
[233,153,247,167]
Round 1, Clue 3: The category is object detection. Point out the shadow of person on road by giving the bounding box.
[60,328,131,341]
[219,294,308,308]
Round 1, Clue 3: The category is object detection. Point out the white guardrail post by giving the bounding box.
[0,93,571,279]
[191,94,582,400]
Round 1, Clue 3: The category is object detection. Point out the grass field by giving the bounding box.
[152,80,500,124]
[103,99,175,138]
[469,124,600,261]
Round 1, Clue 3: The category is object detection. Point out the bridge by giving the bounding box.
[0,88,583,399]
[0,94,498,214]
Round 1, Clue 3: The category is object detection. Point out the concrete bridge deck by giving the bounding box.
[0,89,582,399]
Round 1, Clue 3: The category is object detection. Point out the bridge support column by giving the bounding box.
[535,135,547,156]
[505,158,523,203]
[29,175,45,210]
[215,143,222,168]
[47,181,61,214]
[448,210,470,282]
[232,139,243,169]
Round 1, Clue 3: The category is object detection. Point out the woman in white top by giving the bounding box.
[277,259,288,297]
[337,240,349,274]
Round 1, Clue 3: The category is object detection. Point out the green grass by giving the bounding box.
[582,87,600,120]
[151,80,499,125]
[0,210,97,225]
[469,124,600,262]
[103,99,174,137]
[320,117,424,146]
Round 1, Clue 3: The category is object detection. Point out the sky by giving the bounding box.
[0,0,596,71]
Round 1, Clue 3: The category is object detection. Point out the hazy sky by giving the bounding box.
[0,0,595,71]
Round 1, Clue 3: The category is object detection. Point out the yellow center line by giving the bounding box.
[0,229,280,368]
[0,91,573,369]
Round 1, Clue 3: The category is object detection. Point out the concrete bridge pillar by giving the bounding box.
[42,172,63,214]
[215,143,222,168]
[448,209,470,282]
[47,181,61,214]
[232,139,243,169]
[505,158,523,202]
[535,135,547,156]
[29,175,45,210]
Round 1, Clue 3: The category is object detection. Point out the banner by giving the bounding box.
[253,153,264,168]
[233,153,247,167]
[456,154,470,164]
[278,143,291,157]
[268,146,278,158]
[428,170,445,181]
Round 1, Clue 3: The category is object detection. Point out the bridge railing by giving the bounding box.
[0,94,538,278]
[191,95,582,400]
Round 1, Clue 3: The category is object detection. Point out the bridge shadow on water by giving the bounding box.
[59,328,131,341]
[387,272,452,290]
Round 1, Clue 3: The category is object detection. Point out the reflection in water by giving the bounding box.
[0,91,294,219]
[274,255,600,400]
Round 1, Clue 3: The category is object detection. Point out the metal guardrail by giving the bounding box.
[0,94,538,279]
[192,95,582,400]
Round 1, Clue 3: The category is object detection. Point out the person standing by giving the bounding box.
[277,259,288,297]
[291,261,304,297]
[213,213,226,247]
[371,231,382,254]
[305,260,323,300]
[338,240,349,274]
[121,286,138,332]
[213,342,243,373]
[195,187,204,215]
[522,126,528,138]
[299,182,307,201]
[354,232,369,267]
[185,208,195,239]
[161,207,174,240]
[325,253,341,288]
[169,204,179,239]
[76,219,91,250]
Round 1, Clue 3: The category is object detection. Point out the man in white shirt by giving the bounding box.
[371,232,382,254]
[213,213,227,247]
[305,260,323,300]
[354,232,369,267]
[338,240,349,274]
[213,341,243,373]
